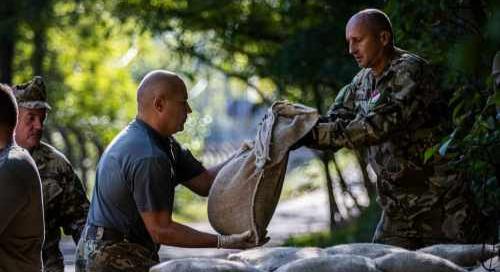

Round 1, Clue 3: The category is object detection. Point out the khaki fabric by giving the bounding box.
[208,101,319,243]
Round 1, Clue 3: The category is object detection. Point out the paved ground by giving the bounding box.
[62,190,329,271]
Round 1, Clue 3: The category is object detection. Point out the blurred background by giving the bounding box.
[1,0,499,252]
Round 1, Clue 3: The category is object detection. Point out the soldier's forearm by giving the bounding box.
[151,221,218,248]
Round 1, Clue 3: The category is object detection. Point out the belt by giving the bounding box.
[85,224,127,242]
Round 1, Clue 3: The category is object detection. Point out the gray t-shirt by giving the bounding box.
[0,143,44,272]
[87,119,205,253]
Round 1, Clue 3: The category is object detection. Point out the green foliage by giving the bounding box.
[112,0,387,111]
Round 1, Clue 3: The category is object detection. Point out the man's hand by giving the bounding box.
[218,230,268,249]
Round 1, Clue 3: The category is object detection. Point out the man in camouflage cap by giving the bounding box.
[13,76,90,272]
[296,8,483,249]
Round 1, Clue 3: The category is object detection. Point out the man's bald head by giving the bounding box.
[137,70,187,114]
[347,8,394,46]
[136,70,192,136]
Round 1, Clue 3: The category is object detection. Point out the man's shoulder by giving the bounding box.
[0,146,38,182]
[391,48,428,74]
[33,141,72,166]
[105,123,165,163]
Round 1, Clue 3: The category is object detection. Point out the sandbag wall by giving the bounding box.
[151,243,499,272]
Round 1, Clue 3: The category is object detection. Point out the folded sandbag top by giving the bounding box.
[208,101,320,244]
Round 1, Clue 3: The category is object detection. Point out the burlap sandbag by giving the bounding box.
[228,247,327,271]
[208,101,319,243]
[326,243,408,259]
[374,251,467,272]
[274,254,382,272]
[149,258,262,272]
[471,257,499,272]
[417,244,498,267]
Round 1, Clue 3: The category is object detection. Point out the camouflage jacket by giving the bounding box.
[311,48,481,243]
[32,141,90,272]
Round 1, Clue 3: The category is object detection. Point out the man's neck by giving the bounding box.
[371,46,395,78]
[136,115,171,138]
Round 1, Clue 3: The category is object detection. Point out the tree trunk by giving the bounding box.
[318,152,339,231]
[0,26,16,84]
[32,24,46,76]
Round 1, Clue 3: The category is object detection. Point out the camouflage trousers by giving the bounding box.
[75,238,158,272]
[372,209,482,250]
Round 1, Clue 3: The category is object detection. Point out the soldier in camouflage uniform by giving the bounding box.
[13,76,90,272]
[298,9,482,249]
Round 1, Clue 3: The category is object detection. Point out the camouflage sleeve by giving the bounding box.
[60,166,90,243]
[311,62,430,150]
[326,82,358,121]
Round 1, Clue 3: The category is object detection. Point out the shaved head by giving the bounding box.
[347,8,394,45]
[137,70,187,114]
[136,70,191,136]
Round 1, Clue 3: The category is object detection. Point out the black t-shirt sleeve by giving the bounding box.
[172,141,206,184]
[131,157,174,213]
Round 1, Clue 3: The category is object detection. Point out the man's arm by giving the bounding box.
[182,156,233,197]
[310,62,430,150]
[60,165,90,243]
[134,156,256,249]
[140,210,256,249]
[141,210,217,247]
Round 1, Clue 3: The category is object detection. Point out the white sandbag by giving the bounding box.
[149,257,262,272]
[228,247,327,271]
[326,243,408,259]
[208,101,319,243]
[275,254,381,272]
[471,257,499,272]
[417,244,497,267]
[375,251,467,272]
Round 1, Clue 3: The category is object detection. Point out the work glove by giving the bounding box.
[217,230,269,249]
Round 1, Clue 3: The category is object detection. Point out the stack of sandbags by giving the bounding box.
[417,244,498,267]
[374,251,467,272]
[149,258,262,272]
[325,243,408,259]
[208,101,320,243]
[228,247,327,271]
[151,244,499,272]
[275,254,381,272]
[471,257,499,272]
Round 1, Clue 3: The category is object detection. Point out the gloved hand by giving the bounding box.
[217,230,268,249]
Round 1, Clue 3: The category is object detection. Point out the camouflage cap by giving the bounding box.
[13,76,51,110]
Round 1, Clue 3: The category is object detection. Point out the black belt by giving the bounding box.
[85,224,127,242]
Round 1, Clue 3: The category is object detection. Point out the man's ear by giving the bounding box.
[379,30,391,46]
[153,96,164,113]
